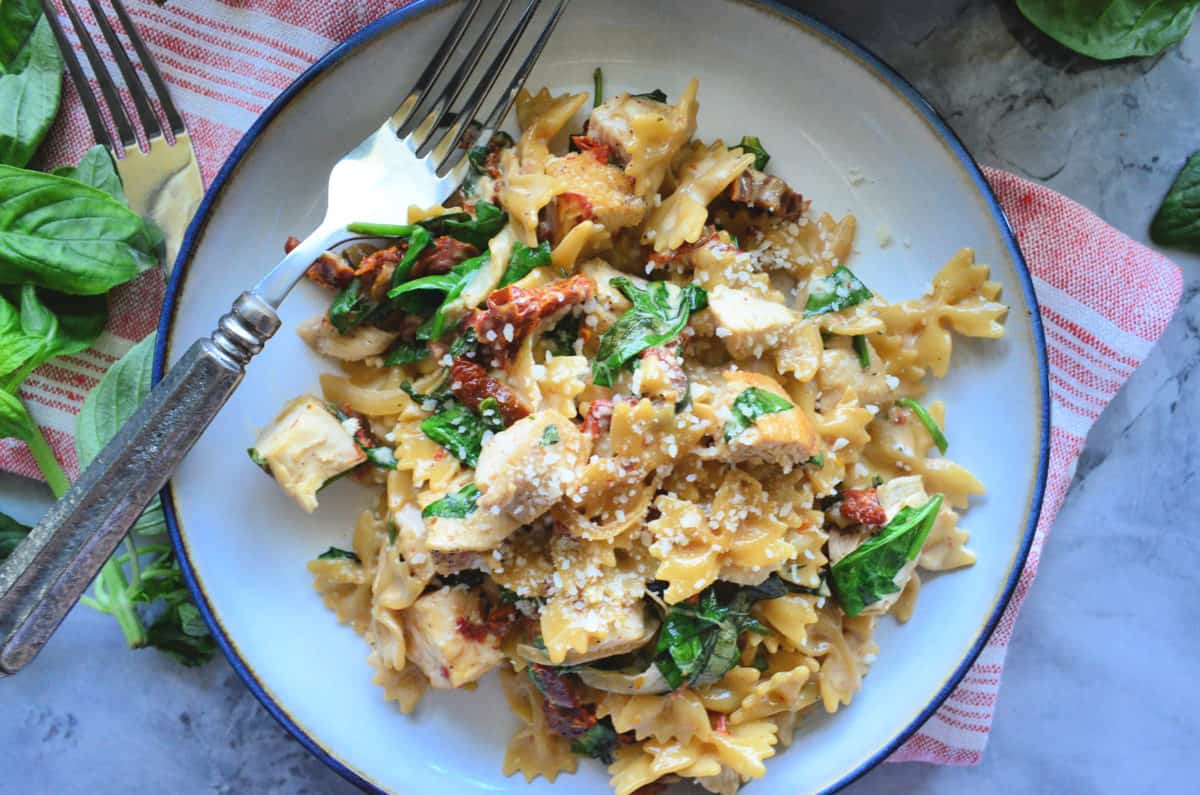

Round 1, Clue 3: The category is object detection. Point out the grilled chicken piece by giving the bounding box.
[296,315,397,361]
[403,587,504,689]
[544,151,645,234]
[706,285,797,359]
[718,371,818,470]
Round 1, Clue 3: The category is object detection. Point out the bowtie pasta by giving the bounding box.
[249,77,1007,795]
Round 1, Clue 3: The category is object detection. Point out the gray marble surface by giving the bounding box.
[2,1,1197,793]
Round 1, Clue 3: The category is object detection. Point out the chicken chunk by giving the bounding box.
[816,339,892,407]
[250,396,365,512]
[474,409,591,523]
[706,285,798,359]
[586,93,671,166]
[425,509,520,553]
[544,152,646,233]
[403,587,504,689]
[718,371,818,469]
[296,314,397,362]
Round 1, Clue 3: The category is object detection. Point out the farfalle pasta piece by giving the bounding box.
[500,666,579,782]
[515,88,588,168]
[643,141,754,251]
[731,666,817,725]
[597,689,712,743]
[608,719,778,795]
[864,402,985,510]
[800,603,868,713]
[369,656,427,713]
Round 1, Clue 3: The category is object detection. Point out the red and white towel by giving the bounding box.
[2,0,1183,768]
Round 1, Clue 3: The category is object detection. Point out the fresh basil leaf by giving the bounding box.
[1150,150,1200,252]
[0,286,106,393]
[544,312,581,356]
[75,334,166,535]
[363,446,397,470]
[830,494,943,617]
[723,387,794,441]
[572,717,619,763]
[592,279,707,386]
[0,510,30,563]
[631,89,668,102]
[0,0,41,68]
[738,135,770,171]
[421,483,481,519]
[0,385,35,441]
[499,241,551,287]
[852,334,871,369]
[54,145,126,204]
[144,596,217,668]
[0,165,157,295]
[317,546,360,562]
[540,425,560,446]
[0,16,62,168]
[1017,0,1200,60]
[804,266,872,317]
[419,400,487,467]
[384,340,429,366]
[896,397,948,455]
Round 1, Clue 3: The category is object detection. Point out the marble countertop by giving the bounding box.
[2,1,1197,793]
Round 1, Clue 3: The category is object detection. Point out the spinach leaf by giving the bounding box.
[630,89,668,102]
[419,200,507,249]
[572,717,619,763]
[592,66,604,108]
[363,446,397,469]
[478,397,505,432]
[852,334,871,369]
[1016,0,1199,60]
[499,240,551,287]
[54,145,126,204]
[421,483,481,519]
[327,278,373,334]
[723,387,794,441]
[830,494,943,617]
[653,585,773,690]
[384,340,428,366]
[391,227,433,286]
[807,453,826,468]
[540,425,560,446]
[0,510,30,563]
[592,279,707,386]
[448,327,478,358]
[317,546,360,562]
[738,135,770,170]
[1150,150,1200,252]
[345,221,420,237]
[804,266,873,317]
[544,312,581,356]
[896,397,948,455]
[0,16,62,168]
[246,447,270,473]
[420,400,488,467]
[0,388,35,442]
[414,254,488,341]
[0,165,157,295]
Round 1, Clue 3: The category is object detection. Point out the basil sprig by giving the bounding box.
[896,397,948,455]
[723,387,794,441]
[592,279,707,386]
[0,10,62,169]
[830,494,944,617]
[422,483,481,519]
[803,266,873,317]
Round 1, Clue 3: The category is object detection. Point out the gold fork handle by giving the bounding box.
[0,293,279,675]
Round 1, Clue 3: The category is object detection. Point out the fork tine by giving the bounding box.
[394,0,484,135]
[40,0,114,150]
[433,0,568,173]
[409,0,514,151]
[109,0,186,136]
[85,0,162,139]
[59,0,136,148]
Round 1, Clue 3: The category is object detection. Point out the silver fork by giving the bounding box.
[42,0,205,271]
[0,0,570,675]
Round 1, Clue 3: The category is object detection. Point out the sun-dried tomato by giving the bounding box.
[449,357,529,425]
[841,488,887,526]
[466,275,595,367]
[541,191,595,245]
[411,236,480,278]
[570,135,612,164]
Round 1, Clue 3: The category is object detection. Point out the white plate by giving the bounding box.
[157,1,1049,792]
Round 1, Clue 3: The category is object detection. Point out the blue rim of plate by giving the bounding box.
[154,1,1050,792]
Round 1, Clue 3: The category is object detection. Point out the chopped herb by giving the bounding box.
[872,474,884,488]
[592,67,604,108]
[807,453,826,468]
[449,328,478,357]
[803,266,873,317]
[572,717,619,764]
[896,397,948,455]
[384,340,428,366]
[592,279,707,386]
[540,425,560,446]
[852,334,871,369]
[830,494,943,616]
[499,240,552,287]
[246,447,270,473]
[544,312,581,356]
[401,378,451,408]
[420,400,488,467]
[317,547,360,562]
[631,89,668,102]
[422,483,481,519]
[499,585,521,604]
[363,446,398,470]
[387,520,398,544]
[327,277,373,334]
[738,135,770,170]
[723,387,794,441]
[478,397,505,432]
[467,130,515,176]
[750,647,770,672]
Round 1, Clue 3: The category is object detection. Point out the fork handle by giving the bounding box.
[0,292,280,676]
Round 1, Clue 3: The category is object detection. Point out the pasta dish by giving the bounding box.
[248,78,1008,795]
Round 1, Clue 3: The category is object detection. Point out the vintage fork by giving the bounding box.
[42,0,205,271]
[0,0,570,675]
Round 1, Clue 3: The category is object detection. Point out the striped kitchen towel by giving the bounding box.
[0,0,1184,768]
